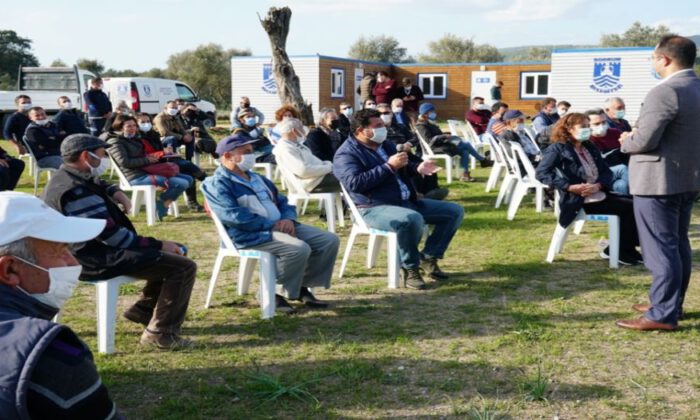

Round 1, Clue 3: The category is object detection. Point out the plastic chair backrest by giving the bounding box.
[483,133,503,164]
[340,183,370,231]
[107,154,132,189]
[21,136,38,162]
[206,201,238,252]
[446,120,461,137]
[463,121,484,146]
[504,141,524,180]
[509,141,538,181]
[414,130,437,157]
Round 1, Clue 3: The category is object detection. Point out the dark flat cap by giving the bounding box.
[60,134,108,157]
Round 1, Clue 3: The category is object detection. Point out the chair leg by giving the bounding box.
[495,177,515,208]
[335,194,345,228]
[573,219,586,235]
[387,234,400,289]
[607,217,620,269]
[339,228,358,278]
[204,252,225,308]
[535,186,544,213]
[145,188,156,226]
[506,183,527,220]
[485,164,502,192]
[324,196,336,233]
[96,280,121,354]
[444,157,452,184]
[130,191,140,217]
[546,224,569,263]
[367,235,384,268]
[238,257,258,295]
[259,253,276,319]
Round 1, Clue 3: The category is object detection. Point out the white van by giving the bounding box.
[101,77,217,127]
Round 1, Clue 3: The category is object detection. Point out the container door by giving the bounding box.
[354,68,364,111]
[471,71,497,105]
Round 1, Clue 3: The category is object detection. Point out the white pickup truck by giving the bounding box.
[0,66,96,132]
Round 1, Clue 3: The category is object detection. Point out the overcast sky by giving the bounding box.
[2,0,699,71]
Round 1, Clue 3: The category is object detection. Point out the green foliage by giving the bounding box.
[509,46,552,62]
[165,43,251,108]
[519,366,550,403]
[419,33,503,63]
[49,59,67,67]
[76,58,105,76]
[0,30,39,88]
[600,21,672,47]
[348,35,407,63]
[102,68,141,77]
[242,371,320,408]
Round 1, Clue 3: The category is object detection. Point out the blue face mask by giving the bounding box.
[428,112,438,121]
[245,117,257,126]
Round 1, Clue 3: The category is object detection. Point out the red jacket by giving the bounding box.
[465,109,492,135]
[372,79,396,105]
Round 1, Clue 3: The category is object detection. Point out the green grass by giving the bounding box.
[5,134,700,419]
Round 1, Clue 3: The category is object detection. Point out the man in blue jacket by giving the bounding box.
[83,77,113,136]
[2,94,32,154]
[202,132,339,314]
[333,109,464,290]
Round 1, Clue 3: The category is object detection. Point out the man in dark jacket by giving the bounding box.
[372,71,396,105]
[25,106,65,169]
[83,77,113,136]
[337,102,353,139]
[0,191,121,419]
[396,77,424,122]
[333,109,464,289]
[42,134,197,349]
[53,95,89,136]
[0,146,25,191]
[2,94,32,154]
[465,97,492,135]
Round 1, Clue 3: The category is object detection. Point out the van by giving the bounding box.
[101,77,217,127]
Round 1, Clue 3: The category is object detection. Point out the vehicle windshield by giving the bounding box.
[21,72,78,91]
[176,84,197,102]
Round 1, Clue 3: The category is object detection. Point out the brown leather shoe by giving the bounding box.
[631,303,651,313]
[615,316,676,331]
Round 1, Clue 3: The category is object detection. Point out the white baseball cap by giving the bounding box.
[0,191,106,246]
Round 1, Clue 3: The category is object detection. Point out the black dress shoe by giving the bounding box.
[297,287,329,308]
[275,294,297,314]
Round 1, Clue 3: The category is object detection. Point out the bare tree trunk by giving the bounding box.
[259,7,314,126]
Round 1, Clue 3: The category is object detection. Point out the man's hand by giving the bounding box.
[146,155,159,163]
[113,190,131,213]
[580,183,601,197]
[387,152,409,171]
[568,183,587,196]
[161,240,185,255]
[0,159,8,168]
[273,219,296,236]
[164,146,174,154]
[182,133,193,143]
[417,160,441,176]
[619,131,633,145]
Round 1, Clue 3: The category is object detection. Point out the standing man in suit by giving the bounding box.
[616,35,700,331]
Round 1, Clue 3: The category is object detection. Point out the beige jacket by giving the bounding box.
[273,139,332,191]
[153,112,186,141]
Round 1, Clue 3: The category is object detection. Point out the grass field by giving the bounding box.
[5,132,700,419]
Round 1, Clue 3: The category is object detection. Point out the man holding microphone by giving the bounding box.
[333,109,465,289]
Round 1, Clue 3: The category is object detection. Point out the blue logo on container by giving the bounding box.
[262,63,277,94]
[590,58,623,93]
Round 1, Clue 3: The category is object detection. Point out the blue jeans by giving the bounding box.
[161,136,196,160]
[360,199,465,269]
[457,141,484,171]
[37,155,63,169]
[130,174,193,203]
[609,164,629,195]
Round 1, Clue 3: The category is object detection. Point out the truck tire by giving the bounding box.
[203,112,216,129]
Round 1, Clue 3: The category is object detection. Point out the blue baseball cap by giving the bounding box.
[215,132,258,157]
[419,103,436,115]
[503,110,527,122]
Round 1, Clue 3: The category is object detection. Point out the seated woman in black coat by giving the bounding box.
[535,113,642,266]
[304,107,344,162]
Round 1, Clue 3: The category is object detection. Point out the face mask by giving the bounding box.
[557,108,568,116]
[62,101,73,109]
[342,108,353,117]
[237,153,256,172]
[428,112,438,121]
[393,107,403,114]
[177,105,184,111]
[241,103,250,108]
[575,128,592,141]
[139,122,153,132]
[21,103,32,111]
[591,123,608,137]
[167,108,179,116]
[369,127,387,144]
[34,119,49,126]
[245,117,257,126]
[547,108,557,115]
[329,119,340,130]
[365,104,376,110]
[88,151,110,176]
[14,256,82,310]
[380,114,393,125]
[516,123,525,132]
[477,104,489,111]
[614,110,625,119]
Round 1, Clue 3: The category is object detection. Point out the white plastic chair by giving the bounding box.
[505,141,546,220]
[494,138,519,209]
[55,275,139,354]
[415,130,455,184]
[21,138,56,195]
[276,165,344,233]
[546,210,620,269]
[462,121,489,170]
[108,156,179,226]
[338,183,401,288]
[483,133,507,192]
[523,125,539,149]
[204,203,277,318]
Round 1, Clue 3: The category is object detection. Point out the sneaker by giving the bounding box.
[401,268,426,290]
[187,202,204,212]
[459,173,476,182]
[123,305,153,326]
[295,287,329,309]
[139,329,193,350]
[420,256,449,280]
[155,200,168,220]
[275,294,297,315]
[480,159,494,168]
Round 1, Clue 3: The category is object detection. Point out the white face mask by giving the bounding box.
[342,108,353,117]
[614,110,625,119]
[575,128,592,141]
[21,103,32,111]
[380,114,393,125]
[14,256,82,310]
[177,105,184,111]
[138,123,153,132]
[237,153,256,172]
[167,108,179,116]
[34,119,50,126]
[369,127,387,144]
[393,107,403,114]
[557,108,568,116]
[477,103,489,111]
[88,151,110,177]
[516,123,525,132]
[62,101,73,109]
[365,104,377,110]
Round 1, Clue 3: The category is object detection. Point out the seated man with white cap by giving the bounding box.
[0,191,121,419]
[202,132,339,314]
[42,133,197,350]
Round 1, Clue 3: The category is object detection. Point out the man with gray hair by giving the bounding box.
[273,118,340,193]
[305,107,344,162]
[604,97,632,132]
[0,191,121,418]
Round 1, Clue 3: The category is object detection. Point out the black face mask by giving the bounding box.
[329,119,340,130]
[241,103,250,108]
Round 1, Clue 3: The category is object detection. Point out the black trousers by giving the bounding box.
[0,158,25,191]
[582,193,639,255]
